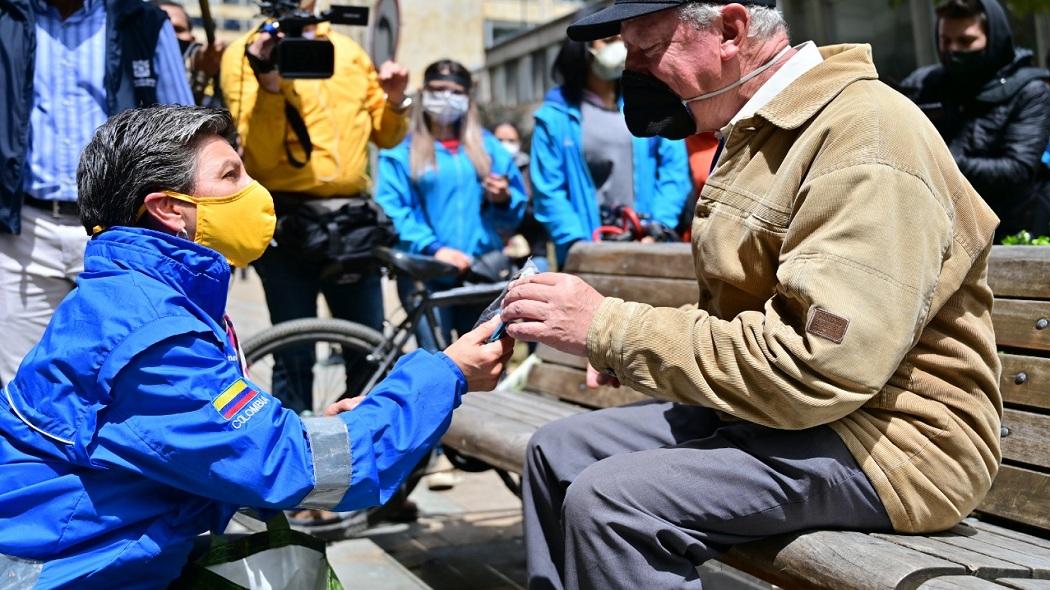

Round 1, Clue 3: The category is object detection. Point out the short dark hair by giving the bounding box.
[77,106,236,234]
[936,0,987,23]
[152,0,189,23]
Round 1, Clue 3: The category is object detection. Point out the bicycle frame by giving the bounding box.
[358,277,508,395]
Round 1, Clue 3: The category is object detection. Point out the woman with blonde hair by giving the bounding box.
[376,59,527,349]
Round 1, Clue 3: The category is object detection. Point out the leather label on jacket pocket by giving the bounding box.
[807,308,850,344]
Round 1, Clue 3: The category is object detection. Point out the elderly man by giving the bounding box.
[500,2,1003,589]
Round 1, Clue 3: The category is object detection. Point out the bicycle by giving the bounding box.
[240,246,512,536]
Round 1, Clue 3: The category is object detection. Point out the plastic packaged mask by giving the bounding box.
[162,180,276,268]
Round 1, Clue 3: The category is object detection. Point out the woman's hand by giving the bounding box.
[323,396,365,416]
[444,317,515,392]
[482,174,510,205]
[435,247,472,273]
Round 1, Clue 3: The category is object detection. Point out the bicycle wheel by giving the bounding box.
[242,318,387,414]
[241,318,427,539]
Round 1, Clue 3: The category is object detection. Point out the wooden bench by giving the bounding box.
[443,242,1050,589]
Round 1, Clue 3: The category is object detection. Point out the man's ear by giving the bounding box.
[719,3,749,62]
[141,192,186,234]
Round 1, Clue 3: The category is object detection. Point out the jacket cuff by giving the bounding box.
[422,241,444,256]
[586,297,629,377]
[435,352,467,401]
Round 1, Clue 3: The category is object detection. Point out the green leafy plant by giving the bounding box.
[1001,230,1050,245]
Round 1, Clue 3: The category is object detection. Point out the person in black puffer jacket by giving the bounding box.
[900,0,1050,241]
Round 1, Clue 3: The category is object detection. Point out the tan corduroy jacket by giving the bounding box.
[587,44,1003,534]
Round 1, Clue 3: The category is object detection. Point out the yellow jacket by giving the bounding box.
[588,45,1002,534]
[221,24,408,196]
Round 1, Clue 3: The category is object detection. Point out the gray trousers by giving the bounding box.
[523,400,893,590]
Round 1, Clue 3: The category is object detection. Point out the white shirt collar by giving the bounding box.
[728,41,823,127]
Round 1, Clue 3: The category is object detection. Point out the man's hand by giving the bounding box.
[193,39,227,77]
[435,247,472,273]
[586,363,620,389]
[501,273,605,357]
[323,396,365,416]
[378,61,410,106]
[482,174,510,205]
[444,318,515,392]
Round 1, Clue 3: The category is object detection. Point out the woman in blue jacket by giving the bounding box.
[0,106,512,589]
[376,60,527,349]
[531,36,693,265]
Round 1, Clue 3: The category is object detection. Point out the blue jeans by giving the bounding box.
[253,244,384,415]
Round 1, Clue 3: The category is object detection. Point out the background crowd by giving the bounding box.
[1,0,1049,415]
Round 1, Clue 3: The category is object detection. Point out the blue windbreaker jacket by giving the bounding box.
[0,227,465,589]
[374,132,527,257]
[529,87,693,264]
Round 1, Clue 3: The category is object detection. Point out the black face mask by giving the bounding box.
[178,39,199,58]
[942,48,997,83]
[620,45,793,140]
[620,70,697,140]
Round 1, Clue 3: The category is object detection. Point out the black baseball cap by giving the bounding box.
[567,0,778,41]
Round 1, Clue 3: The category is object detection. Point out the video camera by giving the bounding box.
[256,0,369,79]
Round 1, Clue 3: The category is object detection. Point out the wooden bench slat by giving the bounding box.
[1000,354,1050,411]
[526,363,647,409]
[993,300,1050,352]
[919,576,1011,589]
[565,244,1050,300]
[444,403,562,474]
[577,273,699,308]
[470,391,581,428]
[564,242,696,280]
[723,530,967,590]
[996,579,1050,590]
[929,528,1050,577]
[965,520,1050,552]
[535,344,588,370]
[978,465,1050,531]
[872,532,1033,580]
[1001,409,1050,470]
[988,247,1050,300]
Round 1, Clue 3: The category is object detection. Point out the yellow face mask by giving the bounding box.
[162,180,276,268]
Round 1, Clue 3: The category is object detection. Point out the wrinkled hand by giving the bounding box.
[435,247,472,273]
[323,396,365,416]
[586,363,620,389]
[444,317,515,391]
[378,61,409,105]
[193,39,227,77]
[482,174,510,205]
[501,273,605,357]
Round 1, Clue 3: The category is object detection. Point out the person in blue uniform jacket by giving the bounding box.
[375,59,527,350]
[0,105,514,589]
[530,35,692,266]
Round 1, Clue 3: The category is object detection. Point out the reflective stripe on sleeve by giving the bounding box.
[299,417,352,509]
[0,553,43,589]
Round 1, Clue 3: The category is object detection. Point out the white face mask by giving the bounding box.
[422,90,470,126]
[500,140,521,157]
[589,40,627,81]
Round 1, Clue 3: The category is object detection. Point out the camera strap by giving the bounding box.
[284,101,313,168]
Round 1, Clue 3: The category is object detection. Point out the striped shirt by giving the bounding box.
[25,0,193,202]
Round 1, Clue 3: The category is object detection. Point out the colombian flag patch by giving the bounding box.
[213,379,259,420]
